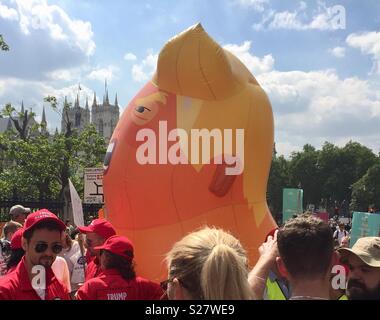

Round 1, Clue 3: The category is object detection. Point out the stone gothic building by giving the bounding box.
[61,86,120,142]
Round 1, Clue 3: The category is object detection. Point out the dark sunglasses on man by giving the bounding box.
[34,242,63,254]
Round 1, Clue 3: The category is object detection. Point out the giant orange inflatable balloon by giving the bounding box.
[103,23,277,281]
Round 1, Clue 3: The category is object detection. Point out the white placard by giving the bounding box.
[84,168,104,204]
[69,178,84,227]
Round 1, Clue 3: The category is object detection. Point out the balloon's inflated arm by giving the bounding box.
[209,162,237,197]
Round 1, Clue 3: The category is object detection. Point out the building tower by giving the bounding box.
[91,80,120,143]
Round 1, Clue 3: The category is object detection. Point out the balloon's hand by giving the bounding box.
[209,162,237,197]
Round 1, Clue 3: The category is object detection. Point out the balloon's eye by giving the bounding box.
[135,106,151,113]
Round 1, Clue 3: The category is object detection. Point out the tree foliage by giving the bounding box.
[267,141,379,217]
[267,155,290,220]
[0,103,107,201]
[351,163,380,212]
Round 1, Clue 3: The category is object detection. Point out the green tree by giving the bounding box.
[0,134,61,200]
[44,96,106,199]
[56,124,107,198]
[267,155,290,220]
[0,115,106,202]
[318,141,377,209]
[0,72,106,218]
[317,142,342,204]
[351,163,380,212]
[288,144,321,208]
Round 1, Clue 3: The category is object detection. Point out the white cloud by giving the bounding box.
[87,66,119,81]
[276,141,302,158]
[0,0,95,80]
[44,67,82,82]
[15,0,95,54]
[223,41,274,74]
[131,52,158,82]
[217,42,380,157]
[346,31,380,74]
[254,2,346,31]
[258,69,380,157]
[237,0,269,12]
[124,52,137,61]
[329,46,346,58]
[0,2,18,20]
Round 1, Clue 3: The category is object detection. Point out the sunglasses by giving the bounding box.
[34,242,63,254]
[160,278,189,291]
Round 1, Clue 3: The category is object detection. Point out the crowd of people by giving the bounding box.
[0,204,379,300]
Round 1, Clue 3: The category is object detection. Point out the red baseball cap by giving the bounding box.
[23,209,66,236]
[78,219,116,240]
[95,235,134,261]
[11,228,24,250]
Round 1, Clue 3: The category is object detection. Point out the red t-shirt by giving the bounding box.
[6,265,16,274]
[76,269,164,300]
[0,257,70,300]
[85,256,102,281]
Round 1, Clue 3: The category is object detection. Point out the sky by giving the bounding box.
[0,0,379,157]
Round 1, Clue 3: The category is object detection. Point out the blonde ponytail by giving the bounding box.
[166,227,252,300]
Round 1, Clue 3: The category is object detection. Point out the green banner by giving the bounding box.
[350,212,380,247]
[282,188,303,224]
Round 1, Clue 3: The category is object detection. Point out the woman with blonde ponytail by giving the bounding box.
[164,227,253,300]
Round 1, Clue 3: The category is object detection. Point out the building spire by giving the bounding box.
[105,91,109,105]
[21,100,25,113]
[64,96,68,108]
[41,106,47,125]
[114,93,118,107]
[92,92,97,108]
[41,106,47,135]
[105,79,109,105]
[74,94,80,108]
[85,96,89,110]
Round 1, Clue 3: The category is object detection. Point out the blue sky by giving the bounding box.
[0,0,379,156]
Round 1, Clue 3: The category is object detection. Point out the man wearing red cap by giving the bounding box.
[0,209,70,300]
[76,235,163,300]
[78,219,116,281]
